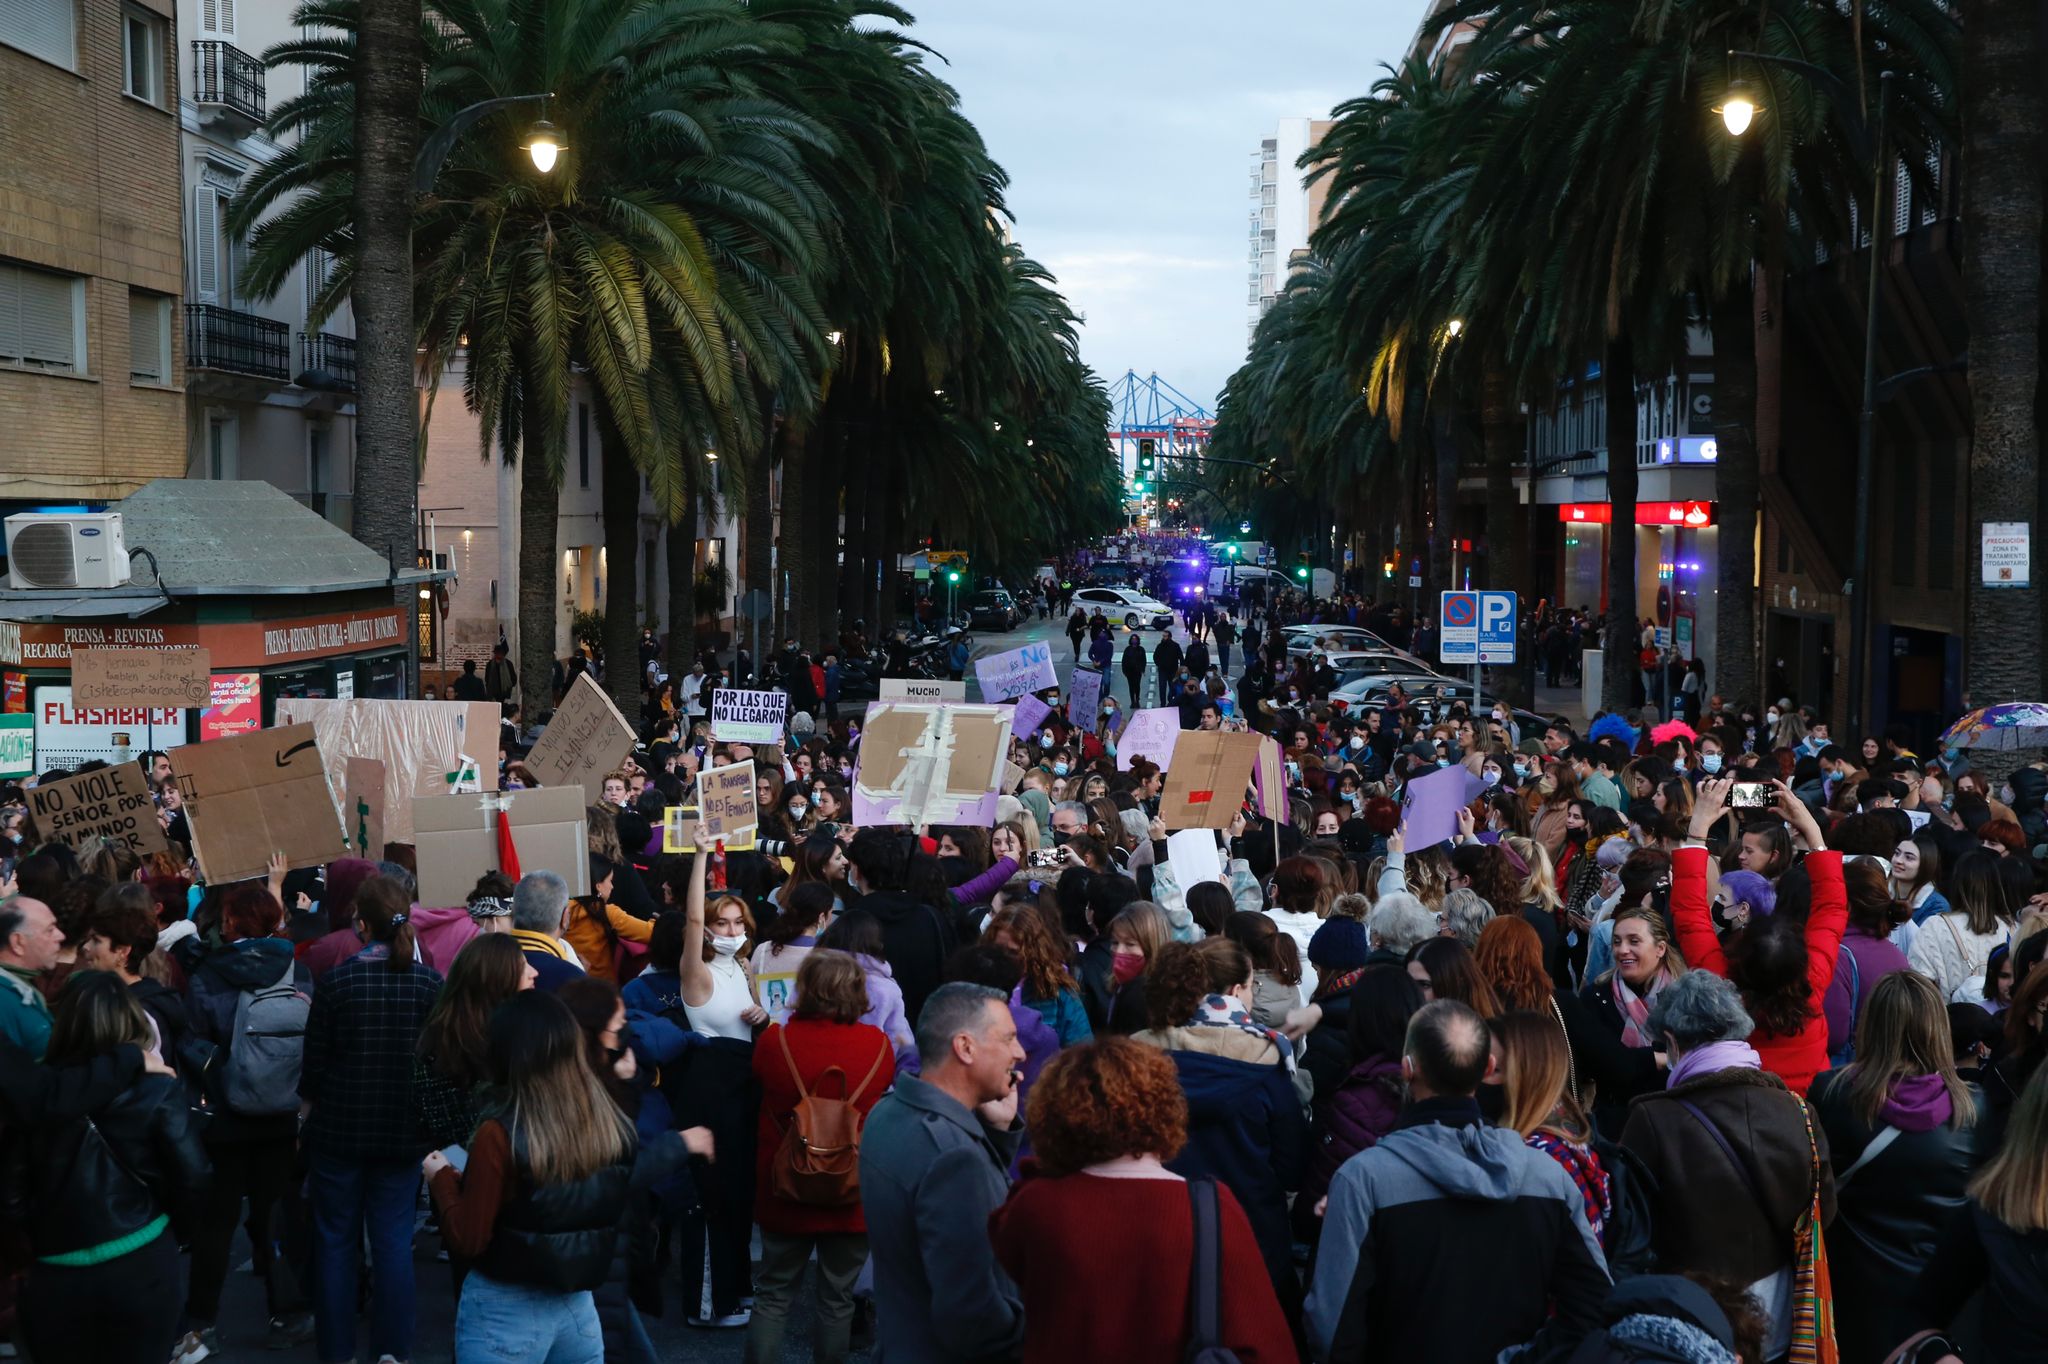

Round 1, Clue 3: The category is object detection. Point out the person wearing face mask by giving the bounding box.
[1130,938,1306,1326]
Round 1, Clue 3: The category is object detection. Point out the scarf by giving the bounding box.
[1313,965,1368,1003]
[1667,1038,1762,1089]
[1612,968,1673,1049]
[1189,993,1297,1073]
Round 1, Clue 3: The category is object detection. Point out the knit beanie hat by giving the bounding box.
[1308,916,1371,972]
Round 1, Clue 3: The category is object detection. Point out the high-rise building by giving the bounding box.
[0,0,187,500]
[1246,118,1334,343]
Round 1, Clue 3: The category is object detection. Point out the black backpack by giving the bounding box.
[1184,1177,1244,1364]
[1591,1131,1660,1280]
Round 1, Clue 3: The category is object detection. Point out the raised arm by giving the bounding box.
[1669,845,1727,977]
[680,827,714,1009]
[1801,850,1848,999]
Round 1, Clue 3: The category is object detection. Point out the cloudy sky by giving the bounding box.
[907,2,1420,412]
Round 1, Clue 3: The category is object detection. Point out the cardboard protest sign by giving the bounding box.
[880,678,966,703]
[1400,763,1485,849]
[170,725,346,883]
[973,642,1057,702]
[273,697,500,844]
[1011,694,1053,740]
[415,786,590,908]
[1066,666,1104,729]
[853,701,1014,827]
[1158,730,1264,830]
[71,647,211,709]
[27,761,167,856]
[1116,708,1183,772]
[697,760,759,842]
[1251,735,1287,820]
[711,688,788,744]
[521,675,635,803]
[1000,760,1027,795]
[342,757,387,858]
[661,805,760,853]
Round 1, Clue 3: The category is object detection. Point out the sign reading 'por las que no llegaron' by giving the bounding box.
[711,688,788,743]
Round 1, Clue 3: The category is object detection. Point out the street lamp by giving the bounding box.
[1724,52,1893,737]
[524,119,564,173]
[1717,85,1758,136]
[413,92,562,194]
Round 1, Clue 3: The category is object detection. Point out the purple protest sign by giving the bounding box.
[974,641,1058,702]
[1399,763,1484,850]
[1116,708,1183,771]
[1066,666,1104,729]
[1011,694,1052,740]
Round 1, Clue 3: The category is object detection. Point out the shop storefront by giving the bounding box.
[1554,500,1721,664]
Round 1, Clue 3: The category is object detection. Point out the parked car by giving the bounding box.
[1332,675,1546,733]
[1283,624,1421,662]
[1320,650,1446,688]
[965,590,1021,631]
[1072,585,1174,630]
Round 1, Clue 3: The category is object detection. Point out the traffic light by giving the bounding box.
[946,569,961,584]
[1131,477,1147,494]
[1137,438,1156,473]
[1225,543,1240,558]
[1295,565,1309,581]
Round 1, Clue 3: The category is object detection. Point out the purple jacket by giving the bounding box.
[1824,924,1910,1060]
[1298,1055,1404,1215]
[855,954,916,1066]
[950,856,1021,906]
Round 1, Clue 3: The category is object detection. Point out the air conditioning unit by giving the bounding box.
[5,513,130,589]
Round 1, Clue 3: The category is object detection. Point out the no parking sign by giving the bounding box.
[1440,591,1517,665]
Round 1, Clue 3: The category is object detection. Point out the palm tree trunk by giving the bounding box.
[1961,0,2041,764]
[744,397,775,666]
[517,416,560,714]
[351,0,421,674]
[1710,283,1760,714]
[840,433,867,631]
[803,430,838,648]
[1602,337,1638,715]
[778,427,808,648]
[599,418,642,717]
[1429,414,1458,602]
[666,453,698,679]
[1481,360,1527,702]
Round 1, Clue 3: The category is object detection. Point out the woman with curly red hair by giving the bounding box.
[989,1038,1294,1363]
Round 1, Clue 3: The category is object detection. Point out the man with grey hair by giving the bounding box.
[509,870,584,990]
[860,983,1026,1362]
[1308,1000,1609,1361]
[0,897,63,1058]
[1050,800,1089,842]
[1365,890,1437,966]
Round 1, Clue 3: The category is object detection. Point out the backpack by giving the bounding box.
[1184,1177,1244,1364]
[1829,944,1862,1068]
[768,1029,885,1206]
[221,960,310,1116]
[1590,1131,1660,1280]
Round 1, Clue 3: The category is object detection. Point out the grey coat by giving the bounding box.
[858,1074,1024,1363]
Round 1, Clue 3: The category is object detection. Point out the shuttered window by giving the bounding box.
[129,289,168,384]
[200,0,232,34]
[0,261,83,372]
[0,0,75,69]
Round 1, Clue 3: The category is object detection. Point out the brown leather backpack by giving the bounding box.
[769,1028,887,1206]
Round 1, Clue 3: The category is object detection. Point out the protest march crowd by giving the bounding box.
[0,584,2044,1364]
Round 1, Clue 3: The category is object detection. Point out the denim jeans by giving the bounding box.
[456,1272,602,1364]
[308,1153,419,1364]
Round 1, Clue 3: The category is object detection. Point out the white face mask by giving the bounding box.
[709,933,744,957]
[788,802,808,820]
[1701,753,1722,774]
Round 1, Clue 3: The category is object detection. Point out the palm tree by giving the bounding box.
[1959,0,2041,731]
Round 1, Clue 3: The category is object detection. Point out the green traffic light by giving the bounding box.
[1295,566,1309,580]
[947,570,961,583]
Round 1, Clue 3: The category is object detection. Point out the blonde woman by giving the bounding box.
[1495,1011,1610,1250]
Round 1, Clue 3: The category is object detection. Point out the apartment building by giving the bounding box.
[177,0,356,526]
[1246,117,1333,343]
[0,0,186,501]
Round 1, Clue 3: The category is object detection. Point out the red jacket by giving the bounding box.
[990,1169,1297,1363]
[751,1018,894,1236]
[1671,846,1846,1095]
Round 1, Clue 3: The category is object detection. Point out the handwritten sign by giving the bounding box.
[1010,694,1053,741]
[71,647,212,709]
[1116,708,1184,772]
[711,688,788,744]
[661,805,759,853]
[342,756,387,857]
[27,760,168,856]
[524,674,636,801]
[697,760,759,842]
[974,642,1057,702]
[1066,666,1104,729]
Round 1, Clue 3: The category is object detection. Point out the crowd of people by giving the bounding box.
[0,578,2043,1364]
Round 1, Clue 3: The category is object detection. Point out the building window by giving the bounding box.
[200,0,232,34]
[0,260,85,374]
[308,422,330,494]
[303,246,331,318]
[122,6,164,105]
[128,288,170,384]
[577,402,590,488]
[0,0,75,69]
[206,412,237,479]
[191,185,241,305]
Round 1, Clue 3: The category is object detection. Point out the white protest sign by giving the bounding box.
[711,688,788,743]
[1167,827,1224,893]
[880,678,966,703]
[1066,666,1104,728]
[973,641,1058,702]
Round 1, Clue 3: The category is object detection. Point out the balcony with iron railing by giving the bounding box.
[299,331,357,389]
[187,304,290,380]
[192,40,265,124]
